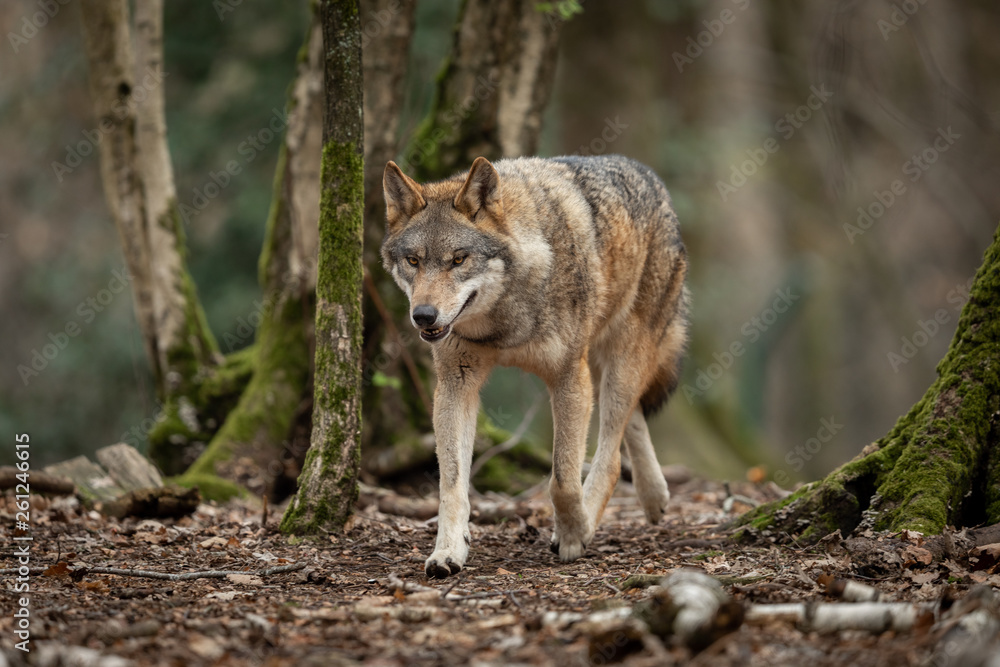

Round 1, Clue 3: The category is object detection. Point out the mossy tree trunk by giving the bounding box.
[280,0,365,533]
[172,17,325,498]
[80,0,218,402]
[738,223,1000,542]
[401,0,564,182]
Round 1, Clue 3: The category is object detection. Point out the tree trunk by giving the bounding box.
[401,0,563,182]
[280,0,365,533]
[173,18,325,498]
[738,223,1000,541]
[80,0,218,400]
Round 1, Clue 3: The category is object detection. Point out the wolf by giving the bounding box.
[381,154,689,578]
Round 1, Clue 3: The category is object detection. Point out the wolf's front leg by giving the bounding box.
[425,346,493,579]
[548,357,594,562]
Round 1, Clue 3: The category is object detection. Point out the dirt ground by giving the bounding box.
[2,475,998,666]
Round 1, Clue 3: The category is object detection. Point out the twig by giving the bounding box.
[470,392,546,479]
[73,562,306,581]
[507,590,524,610]
[386,572,472,599]
[441,574,466,600]
[450,589,530,602]
[363,271,433,417]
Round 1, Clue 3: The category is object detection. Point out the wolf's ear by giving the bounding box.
[454,157,503,219]
[383,161,426,231]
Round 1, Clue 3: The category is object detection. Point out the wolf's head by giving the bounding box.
[380,157,511,344]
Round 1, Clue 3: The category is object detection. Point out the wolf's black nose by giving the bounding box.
[412,305,438,328]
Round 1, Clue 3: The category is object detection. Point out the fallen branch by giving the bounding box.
[744,601,934,632]
[359,483,439,520]
[0,466,75,495]
[817,574,882,601]
[552,570,743,651]
[72,562,306,581]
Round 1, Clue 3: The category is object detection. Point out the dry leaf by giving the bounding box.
[970,543,1000,571]
[497,567,515,576]
[77,579,109,593]
[902,545,933,567]
[200,536,229,550]
[226,574,263,586]
[908,571,938,585]
[42,562,72,578]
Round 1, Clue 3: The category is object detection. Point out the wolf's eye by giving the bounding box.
[406,256,418,266]
[453,255,466,265]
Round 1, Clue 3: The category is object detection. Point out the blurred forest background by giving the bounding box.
[3,0,999,487]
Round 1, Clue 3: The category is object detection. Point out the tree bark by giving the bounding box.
[738,223,1000,541]
[80,0,217,400]
[280,0,365,533]
[133,0,219,393]
[401,0,563,182]
[79,0,159,384]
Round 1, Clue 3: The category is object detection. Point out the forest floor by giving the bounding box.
[2,474,999,666]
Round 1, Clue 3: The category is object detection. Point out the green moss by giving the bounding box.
[185,292,311,481]
[737,224,1000,543]
[171,471,247,502]
[280,139,364,535]
[147,347,257,475]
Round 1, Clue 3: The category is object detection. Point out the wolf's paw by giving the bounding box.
[639,485,670,525]
[549,523,591,563]
[425,554,463,579]
[550,533,587,562]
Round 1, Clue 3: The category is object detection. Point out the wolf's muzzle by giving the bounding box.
[412,304,438,328]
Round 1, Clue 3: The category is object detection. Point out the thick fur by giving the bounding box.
[381,155,689,578]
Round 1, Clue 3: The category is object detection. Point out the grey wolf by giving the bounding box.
[381,154,689,578]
